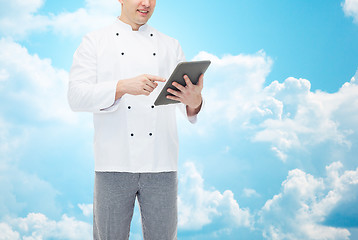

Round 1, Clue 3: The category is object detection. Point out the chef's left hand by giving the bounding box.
[166,74,203,109]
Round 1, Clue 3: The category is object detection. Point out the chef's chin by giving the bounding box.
[136,17,150,24]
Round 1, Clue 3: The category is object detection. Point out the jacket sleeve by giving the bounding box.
[68,34,118,113]
[175,40,204,124]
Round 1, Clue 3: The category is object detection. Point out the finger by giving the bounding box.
[143,89,151,96]
[167,88,182,98]
[145,74,166,82]
[145,79,157,89]
[172,81,186,91]
[143,85,154,92]
[197,74,204,88]
[166,95,181,102]
[183,75,193,87]
[143,80,156,92]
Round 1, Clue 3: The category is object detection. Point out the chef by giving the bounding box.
[68,0,203,239]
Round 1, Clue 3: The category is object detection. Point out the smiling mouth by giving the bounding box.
[137,10,149,14]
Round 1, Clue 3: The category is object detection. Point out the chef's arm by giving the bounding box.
[186,98,203,117]
[68,35,118,113]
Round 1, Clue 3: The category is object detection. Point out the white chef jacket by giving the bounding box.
[68,19,198,172]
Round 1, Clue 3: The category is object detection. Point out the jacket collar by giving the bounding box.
[115,18,149,33]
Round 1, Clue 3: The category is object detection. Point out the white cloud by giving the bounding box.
[2,213,91,240]
[259,161,358,240]
[343,0,358,23]
[242,188,260,198]
[0,163,61,218]
[51,0,120,38]
[78,204,93,217]
[0,0,49,39]
[194,51,358,161]
[271,146,288,162]
[0,118,22,160]
[0,37,92,218]
[0,68,9,82]
[0,38,79,124]
[0,0,120,39]
[253,73,358,160]
[0,36,92,229]
[0,117,62,219]
[178,162,252,230]
[191,50,273,131]
[0,223,20,240]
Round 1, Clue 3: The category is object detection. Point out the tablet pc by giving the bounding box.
[154,60,211,106]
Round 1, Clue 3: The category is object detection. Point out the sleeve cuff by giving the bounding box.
[93,80,119,113]
[177,99,205,124]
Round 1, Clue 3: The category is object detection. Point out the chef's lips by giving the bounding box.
[137,9,149,16]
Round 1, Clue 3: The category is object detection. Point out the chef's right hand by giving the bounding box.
[115,74,166,100]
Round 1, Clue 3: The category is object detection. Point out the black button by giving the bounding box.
[130,133,134,137]
[116,33,119,36]
[128,106,131,109]
[153,53,156,56]
[150,33,153,37]
[121,52,124,55]
[149,133,153,136]
[151,105,154,108]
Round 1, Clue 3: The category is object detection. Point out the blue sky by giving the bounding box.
[0,0,358,239]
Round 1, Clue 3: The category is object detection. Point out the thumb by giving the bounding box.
[198,74,204,88]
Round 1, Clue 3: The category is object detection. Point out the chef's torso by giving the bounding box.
[85,20,185,172]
